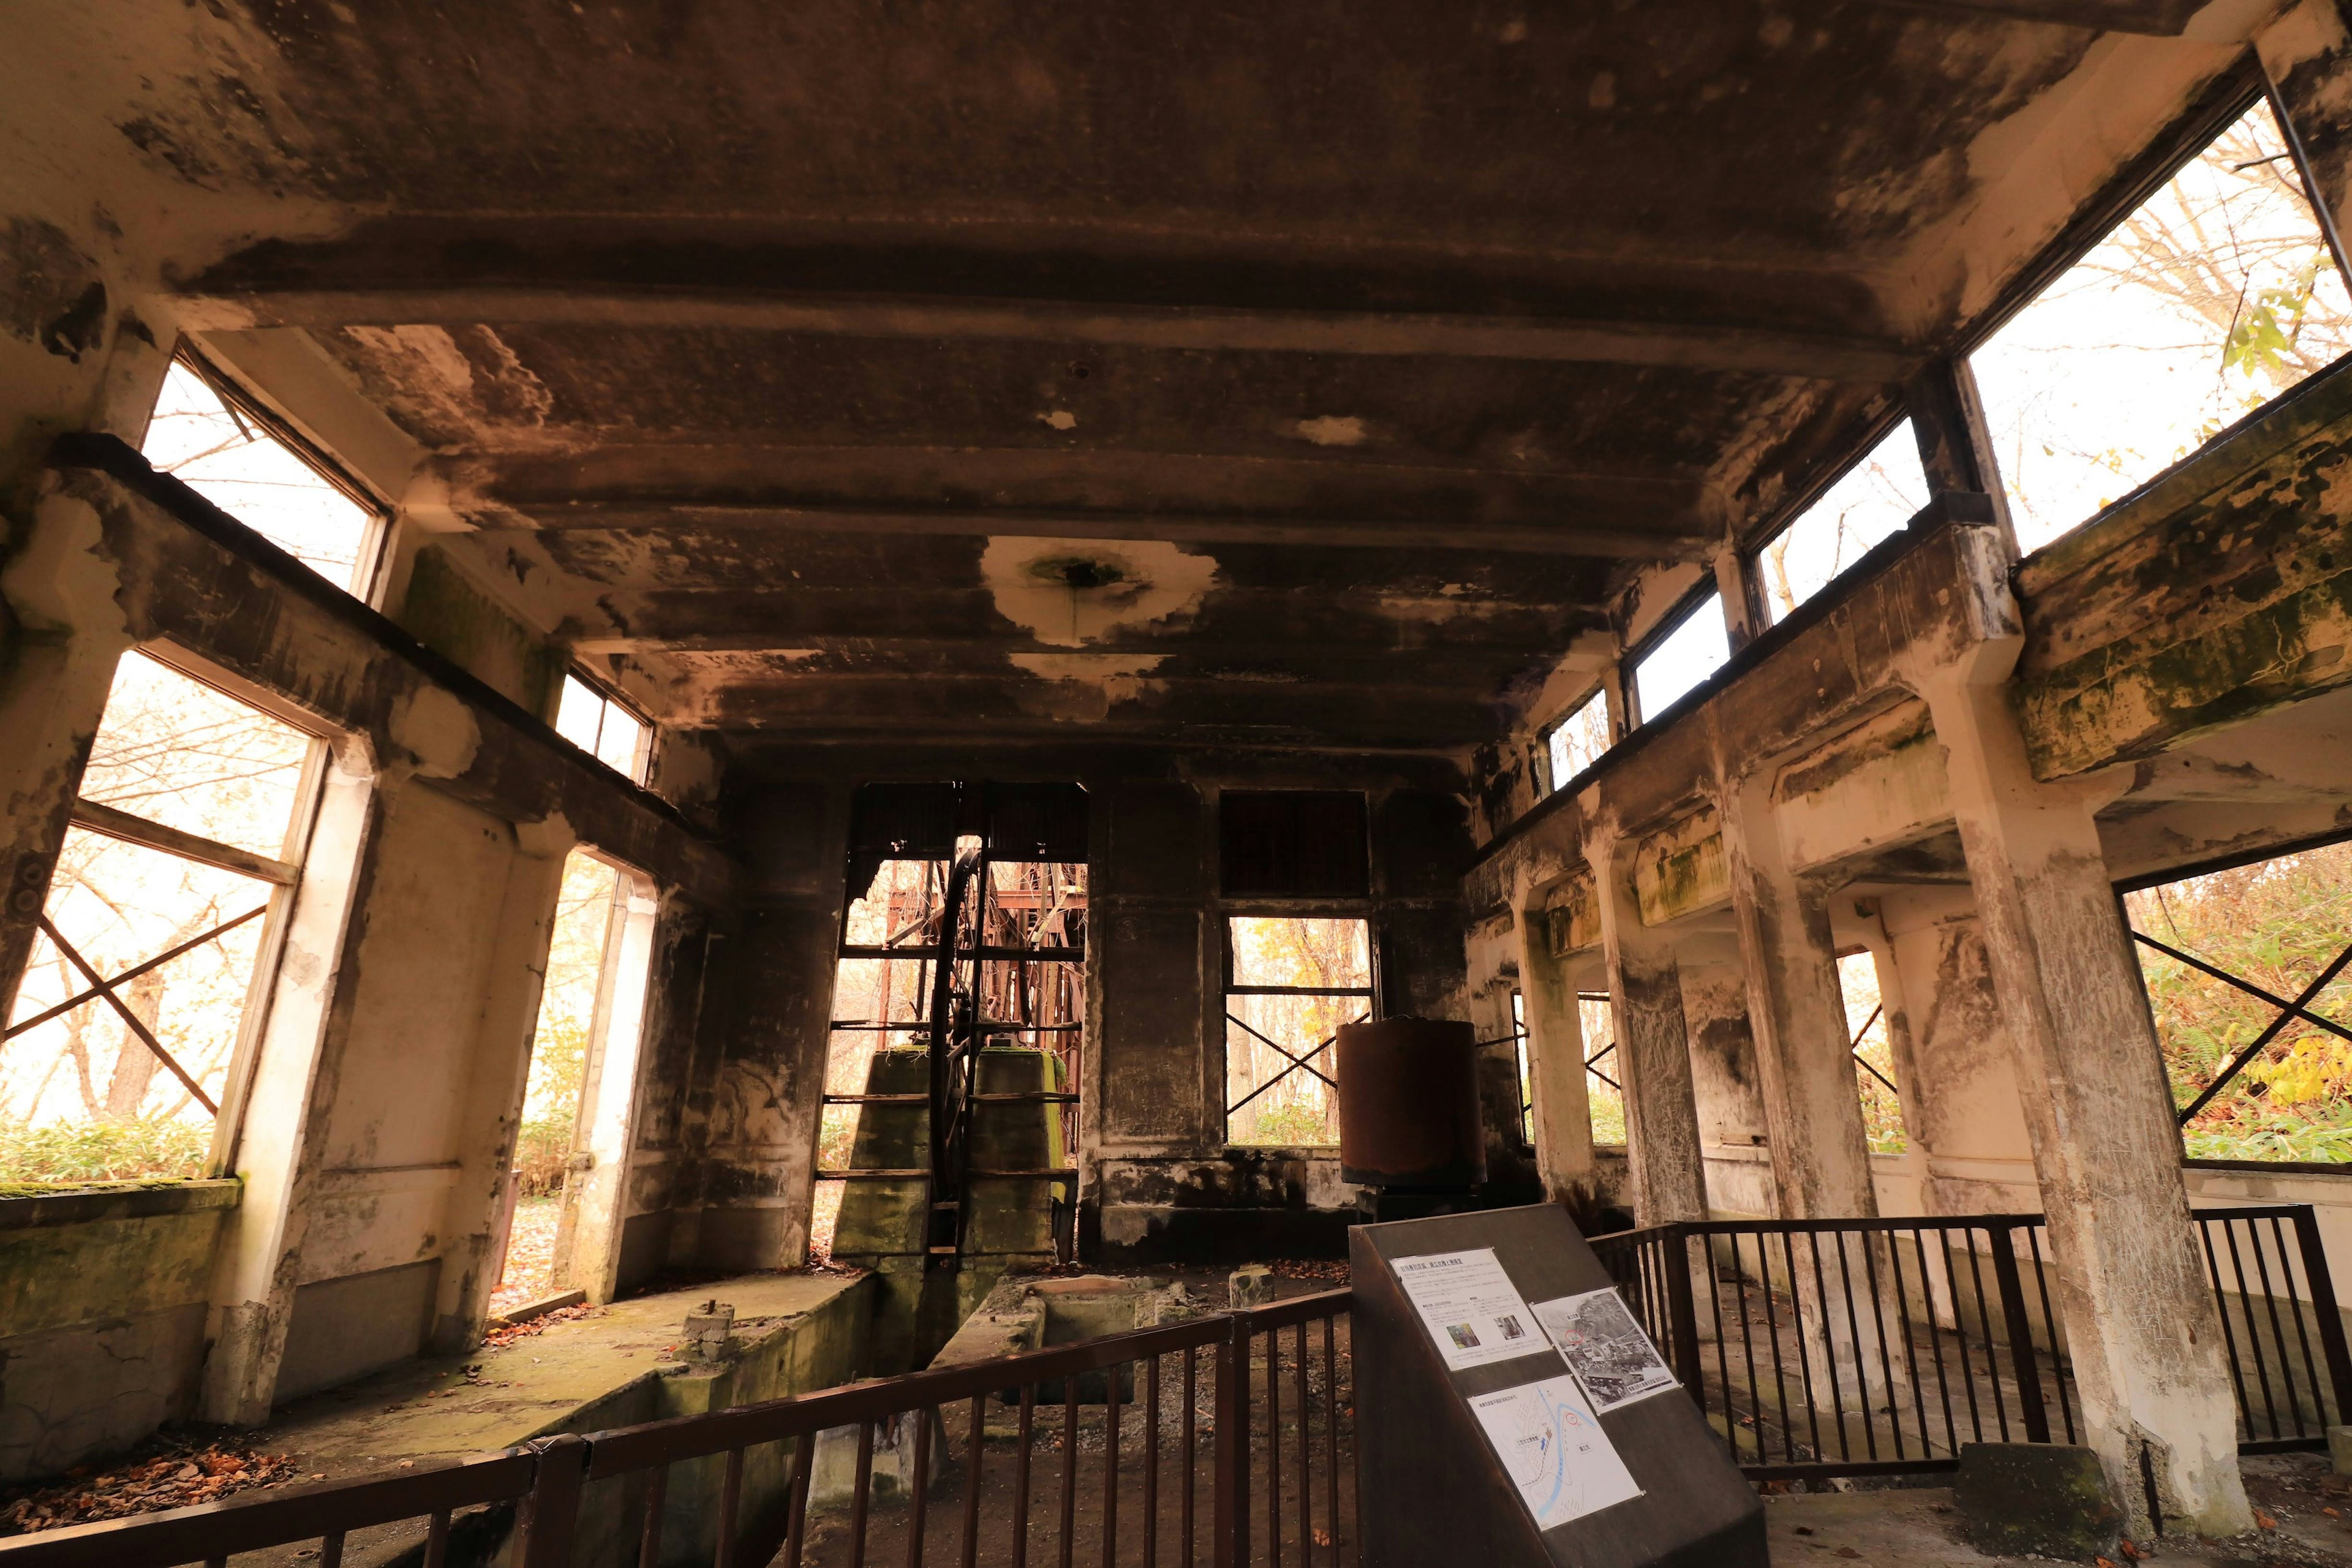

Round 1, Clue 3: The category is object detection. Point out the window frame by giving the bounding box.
[1541,685,1611,796]
[1744,412,1928,622]
[1218,908,1379,1150]
[555,670,656,787]
[1623,584,1732,731]
[161,349,396,605]
[2,639,342,1178]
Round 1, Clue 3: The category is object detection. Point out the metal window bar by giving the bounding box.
[2148,932,2352,1125]
[1223,1012,1367,1120]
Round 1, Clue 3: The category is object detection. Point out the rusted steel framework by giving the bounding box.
[0,1293,1352,1568]
[1592,1204,2352,1482]
[824,797,1088,1264]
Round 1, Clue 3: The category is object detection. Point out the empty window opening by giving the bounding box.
[140,360,382,596]
[1839,951,1906,1154]
[493,848,657,1312]
[817,805,1087,1267]
[1,650,317,1183]
[1224,917,1373,1147]
[1580,992,1625,1147]
[1757,424,1930,624]
[2125,838,2352,1164]
[1630,594,1731,724]
[1545,689,1610,793]
[553,673,652,785]
[1972,99,2352,552]
[1509,990,1534,1147]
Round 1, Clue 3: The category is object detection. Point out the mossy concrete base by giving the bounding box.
[256,1268,872,1568]
[1955,1442,2123,1561]
[0,1179,240,1480]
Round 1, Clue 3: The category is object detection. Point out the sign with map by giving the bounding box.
[1531,1287,1679,1411]
[1469,1375,1643,1529]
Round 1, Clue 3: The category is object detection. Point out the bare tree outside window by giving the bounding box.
[1,652,315,1183]
[1224,916,1372,1147]
[1758,426,1929,624]
[1546,689,1610,792]
[140,363,379,595]
[493,850,624,1313]
[1973,101,2352,552]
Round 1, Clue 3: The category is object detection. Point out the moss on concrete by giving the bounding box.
[395,545,565,717]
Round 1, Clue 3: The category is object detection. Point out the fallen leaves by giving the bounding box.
[0,1443,295,1536]
[481,1302,598,1350]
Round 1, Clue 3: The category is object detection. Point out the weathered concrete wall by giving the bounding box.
[692,742,1479,1273]
[0,1182,239,1479]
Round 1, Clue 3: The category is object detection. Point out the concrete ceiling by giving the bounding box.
[13,0,2279,752]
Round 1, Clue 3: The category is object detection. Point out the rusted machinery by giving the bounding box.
[1336,1016,1487,1219]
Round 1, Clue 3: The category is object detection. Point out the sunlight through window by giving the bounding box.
[1758,425,1929,624]
[1631,595,1730,724]
[140,363,380,595]
[1972,100,2352,552]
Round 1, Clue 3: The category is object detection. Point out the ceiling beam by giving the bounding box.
[176,287,1915,382]
[1867,0,2198,34]
[499,502,1715,560]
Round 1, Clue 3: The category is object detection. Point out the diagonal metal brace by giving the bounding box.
[35,914,219,1115]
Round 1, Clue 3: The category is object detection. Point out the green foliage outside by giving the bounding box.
[2130,842,2352,1164]
[0,1117,211,1185]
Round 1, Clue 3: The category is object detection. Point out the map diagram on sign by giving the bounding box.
[1469,1375,1643,1530]
[1531,1287,1679,1411]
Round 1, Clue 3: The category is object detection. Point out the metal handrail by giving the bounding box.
[0,1291,1356,1568]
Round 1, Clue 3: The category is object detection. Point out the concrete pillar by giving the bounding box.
[200,748,385,1424]
[1879,888,2040,1215]
[1512,899,1595,1200]
[1721,780,1878,1221]
[1585,832,1707,1225]
[429,818,573,1346]
[1919,662,2250,1536]
[0,293,170,1014]
[1676,958,1770,1213]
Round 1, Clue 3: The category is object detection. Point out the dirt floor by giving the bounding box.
[1765,1455,2352,1567]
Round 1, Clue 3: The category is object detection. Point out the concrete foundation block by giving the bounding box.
[1229,1264,1274,1310]
[2331,1424,2352,1476]
[810,1408,949,1510]
[1954,1442,2122,1561]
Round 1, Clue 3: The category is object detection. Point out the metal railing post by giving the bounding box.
[1985,1225,2051,1444]
[1215,1313,1251,1568]
[2291,1205,2352,1426]
[1664,1224,1703,1383]
[515,1433,589,1568]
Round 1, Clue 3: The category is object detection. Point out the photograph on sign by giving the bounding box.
[1469,1375,1643,1530]
[1390,1248,1548,1371]
[1531,1286,1679,1411]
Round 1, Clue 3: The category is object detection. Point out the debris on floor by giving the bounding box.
[0,1440,300,1536]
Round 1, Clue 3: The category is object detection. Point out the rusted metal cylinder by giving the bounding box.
[1335,1016,1486,1188]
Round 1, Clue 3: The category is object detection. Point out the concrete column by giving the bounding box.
[1511,899,1595,1200]
[1721,780,1878,1221]
[1919,662,2250,1536]
[0,302,170,1012]
[429,817,572,1346]
[201,748,385,1424]
[1585,833,1707,1225]
[1676,959,1770,1213]
[1879,888,2040,1215]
